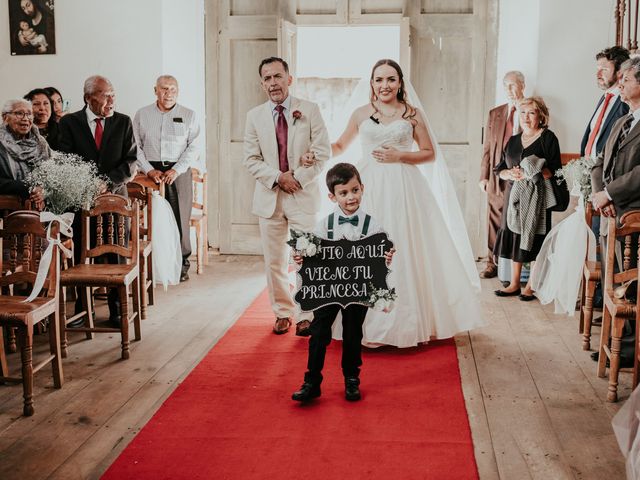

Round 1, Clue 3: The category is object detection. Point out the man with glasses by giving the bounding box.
[0,98,47,208]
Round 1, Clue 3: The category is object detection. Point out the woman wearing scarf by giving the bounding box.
[0,98,49,208]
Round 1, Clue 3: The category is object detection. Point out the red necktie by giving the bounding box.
[503,105,515,149]
[585,92,614,157]
[275,105,289,172]
[94,118,104,150]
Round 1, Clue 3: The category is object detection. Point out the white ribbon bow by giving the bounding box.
[23,212,74,303]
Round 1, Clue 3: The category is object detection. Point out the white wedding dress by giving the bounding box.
[334,118,485,347]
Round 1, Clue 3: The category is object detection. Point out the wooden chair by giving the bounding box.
[132,172,165,196]
[59,194,141,360]
[580,201,601,350]
[127,182,155,320]
[598,212,640,402]
[0,211,64,416]
[0,195,32,355]
[634,271,640,392]
[190,168,208,274]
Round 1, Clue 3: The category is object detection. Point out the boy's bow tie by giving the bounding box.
[338,215,359,226]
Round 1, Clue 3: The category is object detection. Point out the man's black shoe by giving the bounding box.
[345,377,361,401]
[291,382,321,402]
[66,317,85,328]
[590,351,634,368]
[109,314,122,329]
[180,271,190,282]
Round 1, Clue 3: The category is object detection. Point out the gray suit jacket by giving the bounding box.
[592,114,640,217]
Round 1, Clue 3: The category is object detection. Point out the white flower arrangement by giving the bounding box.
[26,152,106,215]
[368,283,397,313]
[287,229,321,257]
[555,156,596,204]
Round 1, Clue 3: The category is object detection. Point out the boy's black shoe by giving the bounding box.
[292,382,321,402]
[345,377,361,401]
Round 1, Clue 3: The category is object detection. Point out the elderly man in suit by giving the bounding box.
[591,56,640,367]
[244,57,330,336]
[592,56,640,220]
[479,70,525,278]
[58,75,137,325]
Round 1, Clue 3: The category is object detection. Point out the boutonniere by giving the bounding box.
[292,110,302,125]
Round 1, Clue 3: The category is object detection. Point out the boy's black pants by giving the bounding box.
[306,303,368,385]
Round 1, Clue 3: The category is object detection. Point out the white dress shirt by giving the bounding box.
[508,101,521,135]
[269,95,292,127]
[588,87,621,159]
[133,102,201,175]
[314,205,383,241]
[85,107,104,137]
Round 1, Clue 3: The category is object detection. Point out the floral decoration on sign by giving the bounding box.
[287,229,321,257]
[368,283,397,313]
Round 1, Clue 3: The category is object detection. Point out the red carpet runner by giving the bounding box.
[103,291,479,479]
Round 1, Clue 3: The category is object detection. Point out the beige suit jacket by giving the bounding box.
[243,96,330,219]
[592,114,640,217]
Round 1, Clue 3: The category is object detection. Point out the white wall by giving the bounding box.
[496,0,616,153]
[0,0,205,145]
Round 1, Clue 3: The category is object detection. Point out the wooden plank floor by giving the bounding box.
[459,276,627,479]
[0,257,628,479]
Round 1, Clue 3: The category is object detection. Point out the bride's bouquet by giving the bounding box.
[26,152,106,215]
[368,283,397,313]
[555,156,596,204]
[287,229,321,257]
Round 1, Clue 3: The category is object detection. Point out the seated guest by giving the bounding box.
[493,96,563,301]
[0,99,47,208]
[44,86,67,122]
[24,88,59,150]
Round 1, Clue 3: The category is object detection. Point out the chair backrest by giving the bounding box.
[131,172,165,197]
[0,195,32,225]
[191,168,208,217]
[126,182,153,241]
[80,194,139,265]
[604,211,640,292]
[561,153,581,165]
[0,210,60,298]
[584,201,600,230]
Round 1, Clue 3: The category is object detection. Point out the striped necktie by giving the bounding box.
[605,114,634,184]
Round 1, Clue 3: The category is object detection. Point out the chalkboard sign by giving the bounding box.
[293,232,394,312]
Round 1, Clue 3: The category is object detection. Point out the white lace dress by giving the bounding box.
[334,118,485,347]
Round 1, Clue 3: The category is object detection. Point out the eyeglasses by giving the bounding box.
[8,111,34,119]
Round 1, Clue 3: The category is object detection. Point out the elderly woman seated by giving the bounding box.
[0,98,48,209]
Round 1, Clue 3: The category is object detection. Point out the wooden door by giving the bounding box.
[210,0,496,255]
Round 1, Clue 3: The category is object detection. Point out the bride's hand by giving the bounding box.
[372,145,400,163]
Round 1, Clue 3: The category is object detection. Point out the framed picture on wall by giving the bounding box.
[8,0,56,55]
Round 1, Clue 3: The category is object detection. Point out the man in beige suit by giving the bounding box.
[592,56,640,219]
[479,71,525,278]
[244,57,330,336]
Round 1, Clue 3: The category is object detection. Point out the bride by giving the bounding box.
[329,59,485,347]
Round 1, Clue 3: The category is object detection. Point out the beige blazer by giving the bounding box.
[243,96,330,219]
[592,114,640,217]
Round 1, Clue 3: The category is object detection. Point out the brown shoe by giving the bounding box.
[479,264,497,279]
[295,320,311,337]
[273,317,291,335]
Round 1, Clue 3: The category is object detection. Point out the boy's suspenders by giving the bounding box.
[327,213,370,240]
[327,213,335,240]
[360,214,371,238]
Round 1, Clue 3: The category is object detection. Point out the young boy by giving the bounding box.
[292,163,394,402]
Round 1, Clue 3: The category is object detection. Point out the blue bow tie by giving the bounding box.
[338,215,359,226]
